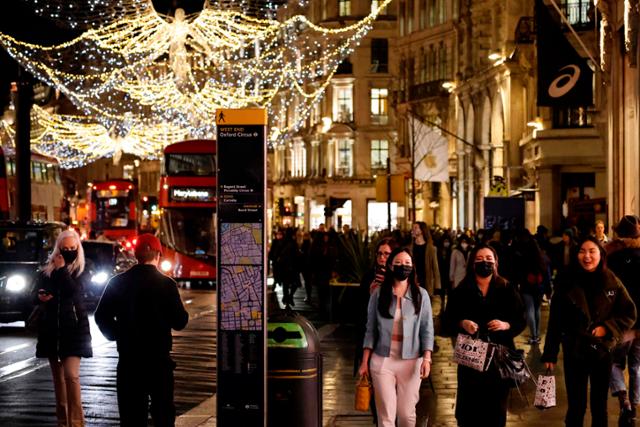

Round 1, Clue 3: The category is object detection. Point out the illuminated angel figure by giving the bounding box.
[0,0,391,161]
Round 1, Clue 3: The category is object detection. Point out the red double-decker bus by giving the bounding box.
[88,180,138,243]
[0,146,64,221]
[158,140,216,286]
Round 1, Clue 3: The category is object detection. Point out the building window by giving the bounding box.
[438,0,446,23]
[560,0,591,26]
[426,46,436,81]
[371,0,388,14]
[370,88,389,125]
[276,145,286,179]
[419,47,426,83]
[371,139,389,171]
[438,42,447,79]
[336,139,353,177]
[368,201,398,234]
[338,0,351,16]
[123,164,135,180]
[310,140,320,177]
[333,85,353,122]
[407,0,414,33]
[291,139,307,178]
[399,1,405,36]
[428,0,436,27]
[420,0,427,29]
[370,39,388,73]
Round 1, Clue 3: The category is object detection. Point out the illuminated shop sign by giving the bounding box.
[170,187,215,203]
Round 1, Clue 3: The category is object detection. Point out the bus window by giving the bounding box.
[166,153,216,177]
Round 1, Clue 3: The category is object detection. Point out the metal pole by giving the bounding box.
[15,68,32,222]
[410,116,416,223]
[386,157,391,231]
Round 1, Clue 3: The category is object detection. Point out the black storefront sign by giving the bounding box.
[216,109,267,427]
[484,197,525,231]
[536,0,593,107]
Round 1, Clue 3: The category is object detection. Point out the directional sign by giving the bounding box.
[216,109,267,427]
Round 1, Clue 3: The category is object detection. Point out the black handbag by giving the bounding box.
[492,344,533,386]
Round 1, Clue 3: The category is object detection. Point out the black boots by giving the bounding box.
[618,391,636,427]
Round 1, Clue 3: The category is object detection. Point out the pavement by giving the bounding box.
[177,286,630,427]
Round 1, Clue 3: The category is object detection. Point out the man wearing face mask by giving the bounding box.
[443,244,526,427]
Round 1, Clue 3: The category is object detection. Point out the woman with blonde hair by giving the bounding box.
[36,228,92,427]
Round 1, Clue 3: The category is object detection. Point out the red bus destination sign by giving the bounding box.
[169,186,216,203]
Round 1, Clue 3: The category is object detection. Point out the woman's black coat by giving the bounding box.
[443,276,526,347]
[443,276,526,427]
[541,268,636,364]
[35,268,93,359]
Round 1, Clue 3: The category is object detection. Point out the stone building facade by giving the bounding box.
[270,0,401,233]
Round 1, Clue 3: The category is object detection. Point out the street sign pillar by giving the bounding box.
[216,109,267,426]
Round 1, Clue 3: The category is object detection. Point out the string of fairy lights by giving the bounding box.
[0,0,394,167]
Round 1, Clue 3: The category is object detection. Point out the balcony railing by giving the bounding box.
[408,80,449,102]
[370,114,389,125]
[558,1,594,30]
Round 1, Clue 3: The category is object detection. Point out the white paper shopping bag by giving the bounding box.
[534,374,556,409]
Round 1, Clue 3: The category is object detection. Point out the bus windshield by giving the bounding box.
[161,208,215,261]
[94,196,132,229]
[166,153,216,177]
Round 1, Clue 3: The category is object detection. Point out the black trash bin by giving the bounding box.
[267,310,322,427]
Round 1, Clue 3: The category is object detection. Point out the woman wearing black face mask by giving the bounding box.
[443,244,526,427]
[35,229,92,427]
[359,247,434,427]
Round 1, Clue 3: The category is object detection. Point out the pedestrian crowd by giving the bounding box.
[270,214,640,427]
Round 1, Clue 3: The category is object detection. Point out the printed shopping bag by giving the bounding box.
[534,374,556,410]
[354,375,372,412]
[453,334,494,372]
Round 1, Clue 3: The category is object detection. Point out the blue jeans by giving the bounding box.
[610,335,640,405]
[522,293,540,339]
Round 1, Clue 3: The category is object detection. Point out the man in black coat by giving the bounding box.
[607,215,640,425]
[95,234,189,427]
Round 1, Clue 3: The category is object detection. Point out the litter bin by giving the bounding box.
[267,309,322,427]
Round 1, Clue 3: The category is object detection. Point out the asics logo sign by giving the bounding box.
[548,65,580,98]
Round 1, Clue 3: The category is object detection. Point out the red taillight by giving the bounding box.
[132,238,137,246]
[125,241,132,249]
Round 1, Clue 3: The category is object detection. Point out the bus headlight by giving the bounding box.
[91,272,109,285]
[160,260,172,272]
[6,275,27,293]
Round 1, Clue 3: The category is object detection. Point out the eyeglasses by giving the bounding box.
[376,251,391,257]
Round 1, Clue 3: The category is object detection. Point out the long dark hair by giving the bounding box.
[573,235,607,274]
[461,243,506,286]
[414,221,433,245]
[378,247,422,318]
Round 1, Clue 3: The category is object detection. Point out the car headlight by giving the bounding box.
[91,271,109,285]
[6,275,27,293]
[160,260,172,272]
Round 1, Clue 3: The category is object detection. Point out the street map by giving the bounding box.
[220,223,263,331]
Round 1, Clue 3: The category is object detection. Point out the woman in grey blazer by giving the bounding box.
[358,247,434,427]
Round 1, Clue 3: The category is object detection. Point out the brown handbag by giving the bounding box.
[354,374,372,411]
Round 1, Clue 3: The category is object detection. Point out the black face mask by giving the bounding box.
[474,261,494,278]
[392,265,413,281]
[61,250,78,265]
